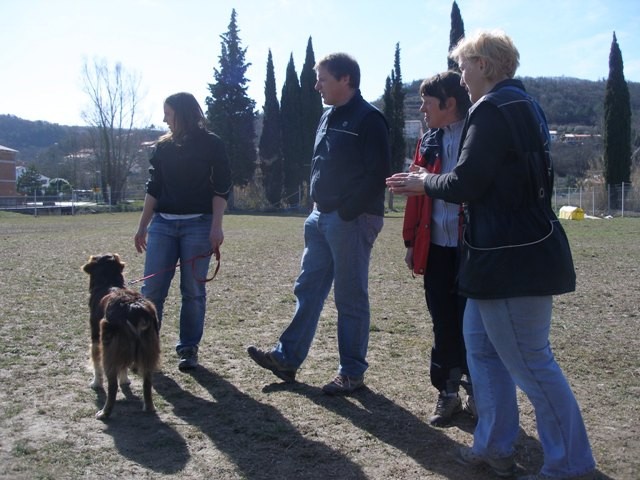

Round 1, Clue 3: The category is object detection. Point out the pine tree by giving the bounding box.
[299,37,324,205]
[259,50,284,206]
[206,9,257,190]
[16,165,44,196]
[280,54,304,206]
[603,31,632,209]
[448,1,465,72]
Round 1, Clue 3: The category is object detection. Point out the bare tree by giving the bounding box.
[81,59,146,205]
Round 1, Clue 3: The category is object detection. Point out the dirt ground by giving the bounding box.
[0,212,638,479]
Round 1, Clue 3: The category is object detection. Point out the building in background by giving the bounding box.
[0,145,18,196]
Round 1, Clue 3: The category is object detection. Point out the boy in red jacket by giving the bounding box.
[402,71,472,426]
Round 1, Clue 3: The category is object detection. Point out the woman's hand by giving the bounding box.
[386,170,429,195]
[209,225,224,251]
[134,227,147,253]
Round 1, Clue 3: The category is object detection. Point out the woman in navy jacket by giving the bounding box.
[388,31,596,480]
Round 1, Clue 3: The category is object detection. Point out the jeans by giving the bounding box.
[141,214,212,353]
[273,209,383,377]
[464,296,596,477]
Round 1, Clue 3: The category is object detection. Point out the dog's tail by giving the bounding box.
[125,301,159,337]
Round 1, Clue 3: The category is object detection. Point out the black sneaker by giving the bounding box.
[178,346,198,372]
[429,391,463,426]
[247,346,297,383]
[321,374,364,395]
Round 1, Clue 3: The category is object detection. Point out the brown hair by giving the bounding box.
[160,92,206,142]
[419,71,471,118]
[315,53,360,89]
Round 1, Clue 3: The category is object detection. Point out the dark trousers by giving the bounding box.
[424,244,469,394]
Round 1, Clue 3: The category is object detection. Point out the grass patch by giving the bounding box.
[0,212,638,479]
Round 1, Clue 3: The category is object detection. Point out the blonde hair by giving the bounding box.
[450,30,520,81]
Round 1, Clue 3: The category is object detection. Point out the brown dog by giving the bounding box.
[82,253,160,420]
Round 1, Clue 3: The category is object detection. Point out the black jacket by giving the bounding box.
[310,91,391,221]
[146,129,231,214]
[424,79,576,299]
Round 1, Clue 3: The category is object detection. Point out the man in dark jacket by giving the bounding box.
[248,53,391,395]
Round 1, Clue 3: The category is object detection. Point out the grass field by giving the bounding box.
[0,210,638,479]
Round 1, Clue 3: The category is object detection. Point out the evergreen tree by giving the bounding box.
[16,165,44,196]
[206,9,257,190]
[448,1,465,72]
[382,44,406,211]
[383,76,393,124]
[259,50,284,206]
[299,37,324,184]
[603,31,632,209]
[390,43,406,176]
[280,54,304,206]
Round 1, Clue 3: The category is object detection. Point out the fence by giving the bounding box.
[553,183,639,217]
[2,183,638,217]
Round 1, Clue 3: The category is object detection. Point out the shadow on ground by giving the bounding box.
[152,368,366,479]
[95,384,189,474]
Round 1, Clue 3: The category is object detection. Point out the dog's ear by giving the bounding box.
[82,255,97,274]
[113,253,125,271]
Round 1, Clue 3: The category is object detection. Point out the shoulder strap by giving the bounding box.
[499,86,551,147]
[483,85,555,208]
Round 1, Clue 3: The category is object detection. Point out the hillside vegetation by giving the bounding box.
[1,77,639,188]
[403,76,640,133]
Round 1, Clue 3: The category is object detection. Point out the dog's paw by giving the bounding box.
[89,378,103,390]
[95,409,110,421]
[118,371,131,386]
[142,403,156,413]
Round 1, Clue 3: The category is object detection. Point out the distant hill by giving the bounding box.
[402,76,640,133]
[2,77,638,185]
[0,114,161,162]
[0,115,87,150]
[3,77,638,152]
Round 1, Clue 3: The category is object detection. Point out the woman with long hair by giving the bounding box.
[134,92,231,371]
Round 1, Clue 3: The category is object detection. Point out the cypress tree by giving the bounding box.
[280,54,304,206]
[390,43,406,176]
[448,1,465,72]
[206,9,257,189]
[299,37,324,182]
[383,76,393,123]
[259,50,284,206]
[603,31,632,209]
[383,44,406,211]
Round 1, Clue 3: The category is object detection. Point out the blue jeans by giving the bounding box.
[141,214,213,353]
[464,296,596,477]
[273,209,383,377]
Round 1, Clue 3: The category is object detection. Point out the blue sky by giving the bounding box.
[1,0,638,127]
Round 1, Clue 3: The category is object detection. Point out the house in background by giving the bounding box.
[0,144,18,196]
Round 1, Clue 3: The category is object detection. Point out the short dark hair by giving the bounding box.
[315,53,360,89]
[419,71,471,118]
